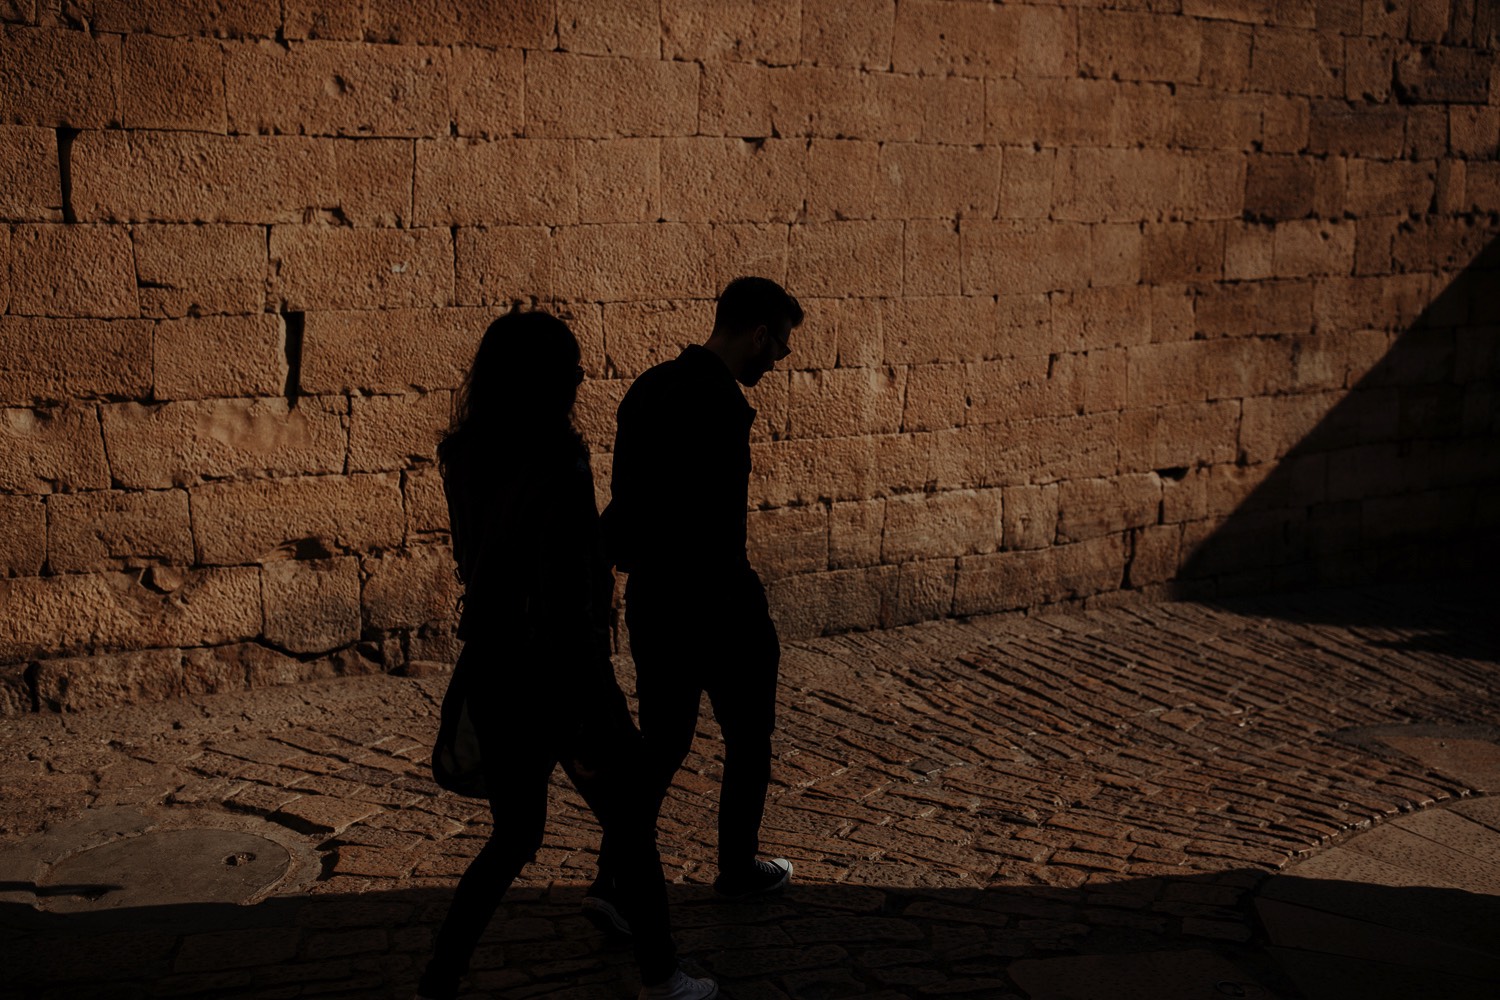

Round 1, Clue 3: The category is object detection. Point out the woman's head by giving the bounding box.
[441,309,583,461]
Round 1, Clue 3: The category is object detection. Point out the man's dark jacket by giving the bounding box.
[603,345,759,595]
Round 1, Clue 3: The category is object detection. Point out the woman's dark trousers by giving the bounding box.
[418,644,676,998]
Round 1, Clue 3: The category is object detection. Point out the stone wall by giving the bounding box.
[1,1,1497,713]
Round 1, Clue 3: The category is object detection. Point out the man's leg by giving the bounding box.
[703,607,780,881]
[593,593,703,895]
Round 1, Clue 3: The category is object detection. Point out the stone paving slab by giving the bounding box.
[0,582,1497,998]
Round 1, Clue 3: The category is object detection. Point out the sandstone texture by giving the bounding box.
[0,3,1496,713]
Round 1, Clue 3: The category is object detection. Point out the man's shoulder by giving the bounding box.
[622,351,705,406]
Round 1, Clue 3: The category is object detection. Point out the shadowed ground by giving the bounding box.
[2,581,1497,999]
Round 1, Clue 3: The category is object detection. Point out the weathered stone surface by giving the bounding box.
[47,489,194,572]
[0,125,62,221]
[300,308,489,394]
[100,397,346,489]
[191,474,404,565]
[33,648,184,712]
[7,224,138,318]
[414,139,576,225]
[69,0,281,38]
[882,490,1003,564]
[348,392,450,473]
[120,33,226,132]
[154,315,286,400]
[72,132,339,224]
[0,318,152,406]
[269,226,454,311]
[788,367,905,439]
[132,225,268,320]
[261,557,361,654]
[0,494,45,576]
[0,24,120,128]
[364,0,554,48]
[0,567,262,661]
[747,505,829,580]
[225,40,449,137]
[0,406,110,494]
[525,51,698,138]
[362,546,459,631]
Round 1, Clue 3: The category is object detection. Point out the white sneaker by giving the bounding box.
[638,968,720,1000]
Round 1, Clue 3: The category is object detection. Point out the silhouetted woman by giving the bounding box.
[415,310,717,1000]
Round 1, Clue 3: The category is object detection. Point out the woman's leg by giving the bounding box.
[418,668,557,999]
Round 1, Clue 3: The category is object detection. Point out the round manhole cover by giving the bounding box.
[37,828,291,912]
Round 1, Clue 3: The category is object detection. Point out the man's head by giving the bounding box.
[706,276,804,387]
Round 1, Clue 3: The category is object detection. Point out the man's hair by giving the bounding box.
[714,276,804,337]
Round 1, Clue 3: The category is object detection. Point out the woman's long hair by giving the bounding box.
[438,309,584,471]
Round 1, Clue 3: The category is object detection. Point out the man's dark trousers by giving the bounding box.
[622,571,780,876]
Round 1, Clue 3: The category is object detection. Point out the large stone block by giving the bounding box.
[801,0,894,70]
[364,0,554,48]
[1343,158,1436,215]
[1248,25,1342,97]
[0,125,62,221]
[0,406,109,493]
[829,498,883,569]
[711,224,791,295]
[348,392,450,472]
[1395,44,1491,103]
[662,0,800,63]
[33,648,184,712]
[891,558,957,626]
[573,377,628,453]
[8,224,138,318]
[1142,221,1224,284]
[877,143,1000,220]
[300,307,490,393]
[67,0,280,37]
[953,548,1055,614]
[1307,101,1405,157]
[404,467,449,541]
[225,39,449,137]
[966,355,1067,426]
[0,24,120,128]
[0,495,45,576]
[1001,484,1058,551]
[449,45,525,139]
[788,221,903,298]
[47,489,194,572]
[525,52,698,138]
[575,138,661,224]
[961,220,1092,296]
[1196,280,1313,337]
[1052,147,1179,223]
[551,224,715,302]
[660,138,805,224]
[414,138,576,226]
[747,504,829,580]
[1079,10,1202,83]
[901,363,967,433]
[72,132,339,224]
[262,557,361,653]
[880,296,992,367]
[154,315,286,400]
[132,225,268,319]
[282,0,363,40]
[0,663,30,715]
[882,489,1002,564]
[101,397,346,489]
[270,226,453,311]
[1118,400,1240,472]
[1129,524,1182,588]
[1052,286,1152,353]
[788,367,905,438]
[892,0,1021,77]
[766,565,896,639]
[192,473,404,565]
[454,226,554,305]
[0,566,262,661]
[1271,219,1356,277]
[902,219,961,297]
[120,33,225,132]
[332,139,413,227]
[558,0,658,58]
[362,545,459,631]
[751,437,877,506]
[1057,474,1163,543]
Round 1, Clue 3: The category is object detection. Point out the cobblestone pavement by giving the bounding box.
[2,583,1498,999]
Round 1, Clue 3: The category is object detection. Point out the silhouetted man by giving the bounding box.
[584,277,802,931]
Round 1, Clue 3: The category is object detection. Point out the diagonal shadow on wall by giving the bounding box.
[1176,234,1500,607]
